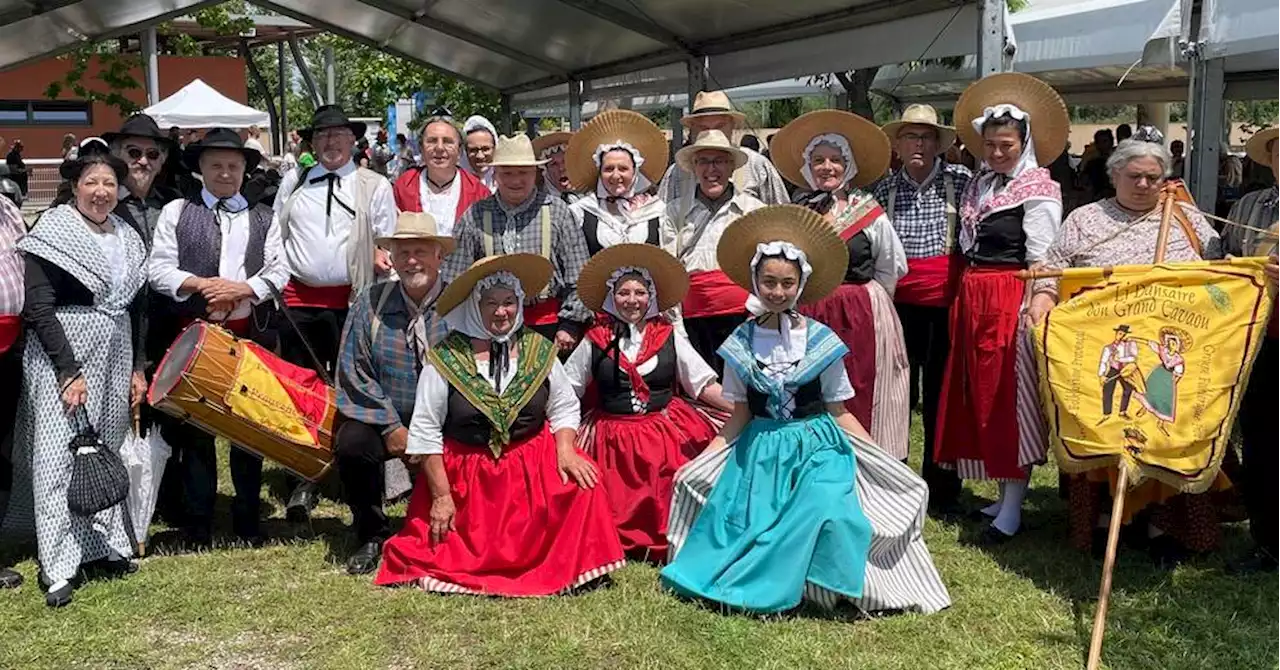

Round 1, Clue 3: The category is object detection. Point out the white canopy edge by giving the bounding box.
[144,78,271,129]
[517,78,835,119]
[1199,0,1280,72]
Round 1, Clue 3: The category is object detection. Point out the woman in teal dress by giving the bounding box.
[660,205,951,615]
[1139,326,1190,435]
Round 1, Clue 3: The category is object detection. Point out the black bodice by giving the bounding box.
[582,210,660,256]
[844,230,875,284]
[443,380,550,446]
[965,205,1028,266]
[592,334,676,414]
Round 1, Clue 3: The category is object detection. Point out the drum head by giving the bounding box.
[147,322,207,405]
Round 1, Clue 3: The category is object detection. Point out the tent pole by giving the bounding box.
[976,0,1007,78]
[568,79,582,131]
[325,46,336,105]
[278,41,288,157]
[289,34,323,107]
[240,40,280,156]
[142,27,160,107]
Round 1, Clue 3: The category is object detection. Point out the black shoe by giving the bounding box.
[235,531,267,549]
[44,580,74,608]
[286,483,319,523]
[181,527,214,551]
[1147,535,1189,569]
[346,540,384,575]
[978,525,1016,546]
[1227,549,1278,575]
[83,557,138,581]
[0,567,22,589]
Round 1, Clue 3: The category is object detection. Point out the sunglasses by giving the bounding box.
[126,146,164,162]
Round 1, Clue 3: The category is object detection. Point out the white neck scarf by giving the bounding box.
[594,142,653,212]
[800,134,858,192]
[745,241,812,357]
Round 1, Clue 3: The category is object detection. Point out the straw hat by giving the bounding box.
[487,134,548,168]
[1157,325,1194,353]
[674,129,748,173]
[681,91,747,128]
[770,110,891,189]
[881,104,957,154]
[436,254,553,316]
[532,132,573,160]
[565,110,669,192]
[375,211,457,254]
[954,73,1068,168]
[716,205,849,305]
[1245,126,1278,167]
[578,244,690,313]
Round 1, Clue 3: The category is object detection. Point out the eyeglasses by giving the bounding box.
[899,133,937,143]
[126,146,164,162]
[694,157,732,169]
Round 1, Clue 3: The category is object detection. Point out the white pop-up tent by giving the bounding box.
[144,79,271,129]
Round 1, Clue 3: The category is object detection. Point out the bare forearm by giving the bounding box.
[697,383,734,413]
[828,402,873,442]
[553,427,577,454]
[707,402,751,451]
[423,455,450,500]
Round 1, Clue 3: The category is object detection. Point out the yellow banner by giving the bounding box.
[1033,258,1272,493]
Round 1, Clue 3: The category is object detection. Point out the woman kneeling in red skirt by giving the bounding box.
[376,254,625,596]
[566,244,733,561]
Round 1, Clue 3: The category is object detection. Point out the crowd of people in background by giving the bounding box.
[0,77,1274,613]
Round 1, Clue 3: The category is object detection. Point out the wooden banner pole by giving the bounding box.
[1086,465,1130,670]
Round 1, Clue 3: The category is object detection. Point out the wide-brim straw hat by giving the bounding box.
[375,211,457,254]
[1246,126,1278,167]
[681,91,747,129]
[881,104,957,154]
[771,110,891,189]
[532,132,573,160]
[578,243,690,313]
[487,134,549,168]
[675,129,748,173]
[436,253,553,317]
[716,204,849,305]
[565,110,669,192]
[954,72,1068,168]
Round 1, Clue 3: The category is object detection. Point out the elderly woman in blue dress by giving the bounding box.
[661,205,950,615]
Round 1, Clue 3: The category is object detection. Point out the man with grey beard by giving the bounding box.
[332,212,453,575]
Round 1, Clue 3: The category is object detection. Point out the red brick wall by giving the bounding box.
[0,55,248,160]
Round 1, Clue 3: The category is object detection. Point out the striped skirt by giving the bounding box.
[666,427,952,615]
[798,281,911,459]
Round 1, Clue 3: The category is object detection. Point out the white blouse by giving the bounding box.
[563,327,718,413]
[418,170,462,237]
[721,319,855,418]
[94,228,127,290]
[570,194,669,249]
[405,352,581,456]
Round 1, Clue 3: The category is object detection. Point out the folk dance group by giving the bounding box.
[0,73,1275,612]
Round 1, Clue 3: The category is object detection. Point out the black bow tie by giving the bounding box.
[308,172,354,217]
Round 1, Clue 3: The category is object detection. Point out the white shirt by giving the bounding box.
[721,319,855,418]
[858,212,909,297]
[94,229,127,291]
[564,327,718,412]
[661,189,766,273]
[149,189,289,321]
[405,354,581,455]
[419,169,462,237]
[569,194,669,250]
[273,161,397,287]
[244,138,266,155]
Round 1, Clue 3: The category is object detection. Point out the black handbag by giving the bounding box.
[66,407,130,517]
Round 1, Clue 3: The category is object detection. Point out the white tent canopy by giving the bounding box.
[143,79,271,129]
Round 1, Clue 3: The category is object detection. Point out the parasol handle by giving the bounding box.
[1086,464,1130,670]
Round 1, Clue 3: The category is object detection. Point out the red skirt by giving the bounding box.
[798,283,876,428]
[376,426,625,596]
[933,266,1028,480]
[577,397,718,562]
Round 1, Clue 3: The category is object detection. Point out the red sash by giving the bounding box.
[0,314,19,356]
[524,298,561,327]
[896,255,962,307]
[683,270,748,319]
[585,316,673,406]
[835,198,883,242]
[283,279,351,310]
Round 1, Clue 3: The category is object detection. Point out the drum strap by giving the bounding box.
[265,279,335,387]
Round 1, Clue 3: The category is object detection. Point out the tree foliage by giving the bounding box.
[43,49,143,117]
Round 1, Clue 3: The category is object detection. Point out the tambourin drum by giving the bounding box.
[147,321,336,481]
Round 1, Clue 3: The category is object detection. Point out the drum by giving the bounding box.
[148,321,336,481]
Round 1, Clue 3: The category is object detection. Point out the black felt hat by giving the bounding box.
[182,127,262,173]
[101,114,177,149]
[300,105,366,141]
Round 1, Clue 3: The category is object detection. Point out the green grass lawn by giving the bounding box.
[1,414,1275,670]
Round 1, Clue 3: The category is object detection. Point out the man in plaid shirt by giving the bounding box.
[872,105,972,513]
[441,134,593,352]
[335,212,453,575]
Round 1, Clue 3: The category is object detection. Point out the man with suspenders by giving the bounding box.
[334,212,452,575]
[873,105,973,513]
[440,134,593,352]
[273,105,398,521]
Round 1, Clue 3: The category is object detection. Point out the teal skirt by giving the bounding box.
[660,414,873,613]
